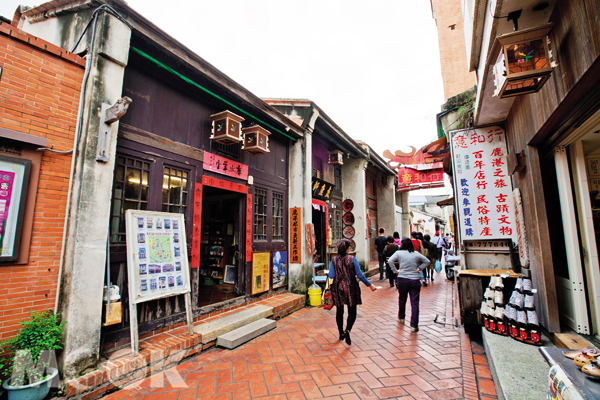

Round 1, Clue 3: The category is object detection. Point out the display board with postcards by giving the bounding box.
[125,210,193,355]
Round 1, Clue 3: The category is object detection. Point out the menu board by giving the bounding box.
[125,210,191,304]
[251,251,271,295]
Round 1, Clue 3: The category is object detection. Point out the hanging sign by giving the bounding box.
[513,188,529,267]
[0,156,31,263]
[203,151,248,180]
[306,223,314,256]
[191,183,202,268]
[397,164,445,193]
[311,177,334,201]
[290,207,301,263]
[251,251,271,295]
[450,126,517,241]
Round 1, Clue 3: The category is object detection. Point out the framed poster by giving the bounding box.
[272,250,287,289]
[125,210,192,303]
[0,156,31,263]
[224,265,236,284]
[251,251,271,295]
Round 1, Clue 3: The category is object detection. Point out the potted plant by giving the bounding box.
[0,310,66,400]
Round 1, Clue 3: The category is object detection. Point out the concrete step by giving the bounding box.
[482,327,555,400]
[194,305,273,344]
[217,318,276,349]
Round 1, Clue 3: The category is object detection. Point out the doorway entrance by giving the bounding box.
[198,186,244,307]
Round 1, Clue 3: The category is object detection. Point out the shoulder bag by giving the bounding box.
[323,278,334,310]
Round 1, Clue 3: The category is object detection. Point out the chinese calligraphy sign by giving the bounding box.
[203,151,249,180]
[311,177,334,201]
[191,183,203,268]
[289,208,301,264]
[397,163,445,193]
[451,127,516,241]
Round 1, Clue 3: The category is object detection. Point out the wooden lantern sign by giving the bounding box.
[210,110,244,145]
[491,23,555,98]
[328,150,344,165]
[241,125,271,155]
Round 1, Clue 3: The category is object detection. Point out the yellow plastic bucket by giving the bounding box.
[308,285,322,307]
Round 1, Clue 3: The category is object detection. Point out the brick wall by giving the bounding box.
[431,0,477,101]
[0,21,84,340]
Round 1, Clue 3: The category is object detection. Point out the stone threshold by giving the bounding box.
[63,292,304,400]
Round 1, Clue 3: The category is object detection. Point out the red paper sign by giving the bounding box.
[246,194,253,260]
[306,223,314,256]
[202,176,247,194]
[203,151,248,180]
[397,166,445,193]
[191,183,203,268]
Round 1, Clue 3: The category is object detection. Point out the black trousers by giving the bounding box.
[386,265,396,286]
[336,305,357,333]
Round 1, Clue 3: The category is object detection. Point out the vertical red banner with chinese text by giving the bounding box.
[191,183,203,268]
[246,194,253,260]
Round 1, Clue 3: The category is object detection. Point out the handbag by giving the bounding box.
[435,260,443,273]
[323,278,334,310]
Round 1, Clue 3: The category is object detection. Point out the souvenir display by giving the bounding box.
[342,225,355,239]
[342,199,354,212]
[343,212,355,225]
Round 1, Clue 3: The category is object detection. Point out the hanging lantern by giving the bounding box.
[491,23,556,98]
[328,150,344,165]
[241,125,271,155]
[209,110,244,145]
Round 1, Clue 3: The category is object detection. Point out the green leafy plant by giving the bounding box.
[0,310,66,386]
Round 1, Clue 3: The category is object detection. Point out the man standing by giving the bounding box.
[375,227,387,280]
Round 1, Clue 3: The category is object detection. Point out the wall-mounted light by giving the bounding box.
[491,23,556,98]
[241,125,271,155]
[209,110,244,145]
[328,150,344,165]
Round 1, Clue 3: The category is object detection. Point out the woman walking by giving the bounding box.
[393,231,402,246]
[328,239,377,345]
[422,234,438,283]
[388,238,431,332]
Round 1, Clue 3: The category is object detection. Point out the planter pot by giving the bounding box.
[2,367,58,400]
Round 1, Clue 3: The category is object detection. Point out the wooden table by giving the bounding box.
[457,269,520,327]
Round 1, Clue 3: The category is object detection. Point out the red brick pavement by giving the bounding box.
[100,271,497,399]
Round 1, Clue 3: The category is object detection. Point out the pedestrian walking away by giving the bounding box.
[383,236,399,288]
[422,234,438,283]
[328,239,377,344]
[410,232,426,286]
[375,227,388,280]
[431,231,444,262]
[388,237,431,332]
[393,231,402,246]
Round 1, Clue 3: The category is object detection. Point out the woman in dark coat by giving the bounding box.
[328,239,377,345]
[383,236,399,288]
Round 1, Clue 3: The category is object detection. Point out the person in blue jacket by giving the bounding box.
[328,239,377,345]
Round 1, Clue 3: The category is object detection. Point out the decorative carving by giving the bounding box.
[105,96,132,125]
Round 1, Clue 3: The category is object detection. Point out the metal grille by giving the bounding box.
[334,167,342,191]
[254,188,267,241]
[272,192,284,241]
[110,155,150,243]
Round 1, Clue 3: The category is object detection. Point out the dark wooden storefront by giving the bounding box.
[103,41,291,346]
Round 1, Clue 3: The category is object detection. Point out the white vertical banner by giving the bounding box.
[450,126,517,241]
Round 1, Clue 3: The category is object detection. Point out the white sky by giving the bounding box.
[1,0,448,193]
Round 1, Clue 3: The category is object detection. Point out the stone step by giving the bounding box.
[217,318,276,349]
[194,304,273,344]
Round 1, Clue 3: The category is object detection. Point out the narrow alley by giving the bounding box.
[101,272,497,400]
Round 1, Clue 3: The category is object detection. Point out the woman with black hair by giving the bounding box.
[327,239,377,345]
[422,234,438,283]
[388,237,430,332]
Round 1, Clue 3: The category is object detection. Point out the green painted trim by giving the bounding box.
[130,46,297,142]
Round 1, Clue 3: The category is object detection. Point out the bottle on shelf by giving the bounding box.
[481,302,490,330]
[524,293,535,310]
[527,309,542,345]
[495,306,506,334]
[504,304,517,338]
[522,278,533,293]
[514,277,524,293]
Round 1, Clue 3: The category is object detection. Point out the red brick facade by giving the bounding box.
[431,0,477,101]
[0,21,84,340]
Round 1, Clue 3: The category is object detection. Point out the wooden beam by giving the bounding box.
[119,123,204,162]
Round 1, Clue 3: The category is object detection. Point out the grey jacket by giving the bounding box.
[387,250,431,280]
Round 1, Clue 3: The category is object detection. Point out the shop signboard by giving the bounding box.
[0,156,30,263]
[272,250,287,289]
[311,177,334,201]
[203,151,248,180]
[450,126,517,241]
[251,251,271,295]
[397,163,445,193]
[289,207,301,263]
[125,210,193,355]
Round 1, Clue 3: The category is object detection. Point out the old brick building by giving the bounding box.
[0,21,84,340]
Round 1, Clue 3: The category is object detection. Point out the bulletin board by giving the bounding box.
[251,251,271,295]
[125,210,193,355]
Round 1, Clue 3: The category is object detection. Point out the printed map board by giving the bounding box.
[125,210,191,304]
